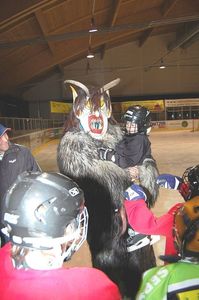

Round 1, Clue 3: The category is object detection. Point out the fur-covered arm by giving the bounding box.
[57,130,131,205]
[138,158,159,208]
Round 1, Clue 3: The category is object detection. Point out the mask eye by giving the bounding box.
[100,97,105,108]
[85,100,91,109]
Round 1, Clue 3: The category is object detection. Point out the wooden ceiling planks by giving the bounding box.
[0,0,199,93]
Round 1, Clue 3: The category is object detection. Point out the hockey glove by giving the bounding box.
[156,174,182,190]
[124,184,147,201]
[98,148,116,162]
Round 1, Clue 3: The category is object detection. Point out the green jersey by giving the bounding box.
[136,261,199,300]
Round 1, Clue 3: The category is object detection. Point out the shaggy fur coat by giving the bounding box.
[57,123,156,299]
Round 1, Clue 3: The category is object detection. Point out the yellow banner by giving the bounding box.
[121,100,164,113]
[50,101,72,113]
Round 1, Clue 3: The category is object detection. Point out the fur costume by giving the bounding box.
[139,158,159,208]
[57,79,156,299]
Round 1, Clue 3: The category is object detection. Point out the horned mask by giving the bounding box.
[64,78,120,139]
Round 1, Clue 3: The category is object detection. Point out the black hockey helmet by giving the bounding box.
[1,171,87,250]
[179,165,199,201]
[123,105,152,134]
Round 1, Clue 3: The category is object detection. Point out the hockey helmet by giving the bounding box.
[1,171,88,257]
[123,105,152,134]
[174,197,199,259]
[179,165,199,201]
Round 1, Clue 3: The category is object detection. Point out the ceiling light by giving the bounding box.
[87,53,94,58]
[87,47,94,58]
[89,17,98,33]
[159,58,166,69]
[159,64,166,69]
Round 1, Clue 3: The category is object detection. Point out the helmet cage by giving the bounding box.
[125,121,138,134]
[3,207,88,256]
[181,165,199,201]
[62,206,88,261]
[179,182,192,201]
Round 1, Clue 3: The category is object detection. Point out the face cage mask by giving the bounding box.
[173,212,199,260]
[3,207,89,257]
[125,121,138,134]
[180,166,199,201]
[12,207,89,271]
[179,182,192,201]
[62,206,89,261]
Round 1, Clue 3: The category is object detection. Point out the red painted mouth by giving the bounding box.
[88,115,104,134]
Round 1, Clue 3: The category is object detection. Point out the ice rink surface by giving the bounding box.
[35,129,199,267]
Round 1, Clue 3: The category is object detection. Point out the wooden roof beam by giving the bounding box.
[35,10,57,55]
[100,0,122,60]
[57,64,64,74]
[181,31,199,49]
[0,27,144,92]
[161,0,179,17]
[0,0,58,30]
[138,0,179,47]
[168,22,199,51]
[138,28,153,47]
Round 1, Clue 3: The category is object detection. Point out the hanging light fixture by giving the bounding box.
[89,17,98,33]
[86,1,96,60]
[87,47,94,58]
[159,58,166,69]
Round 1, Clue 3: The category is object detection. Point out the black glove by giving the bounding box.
[98,148,116,161]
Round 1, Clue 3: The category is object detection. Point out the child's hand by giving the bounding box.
[127,166,139,181]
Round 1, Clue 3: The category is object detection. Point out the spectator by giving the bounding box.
[0,171,121,300]
[136,197,199,299]
[0,123,41,246]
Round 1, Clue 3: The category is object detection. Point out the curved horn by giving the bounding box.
[69,85,78,102]
[64,79,90,97]
[100,78,120,93]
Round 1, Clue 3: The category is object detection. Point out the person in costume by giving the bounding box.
[136,197,199,300]
[0,171,121,300]
[57,78,156,299]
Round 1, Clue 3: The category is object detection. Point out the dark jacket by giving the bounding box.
[114,133,152,168]
[0,142,41,202]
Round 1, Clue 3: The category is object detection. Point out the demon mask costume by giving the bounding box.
[57,79,156,299]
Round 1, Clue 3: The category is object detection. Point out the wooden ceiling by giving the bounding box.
[0,0,199,95]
